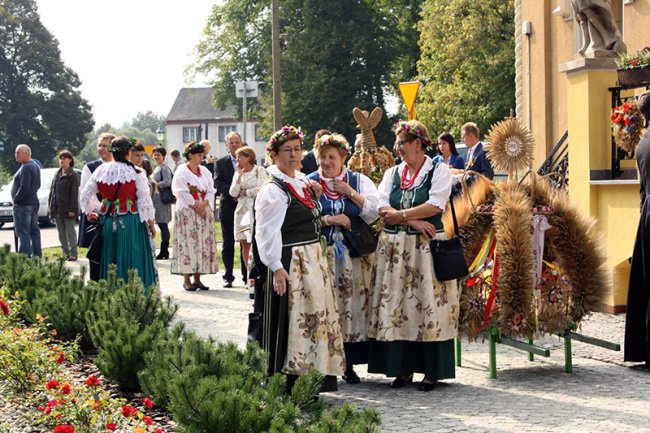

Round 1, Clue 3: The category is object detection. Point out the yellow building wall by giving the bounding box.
[524,1,650,311]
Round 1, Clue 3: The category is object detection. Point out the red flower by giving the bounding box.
[59,384,71,395]
[84,376,100,387]
[0,299,9,315]
[143,415,153,426]
[55,352,65,364]
[53,425,74,433]
[156,430,164,433]
[611,112,618,121]
[623,102,631,112]
[624,117,631,126]
[46,380,60,390]
[45,407,52,415]
[143,397,153,410]
[38,406,45,412]
[105,424,117,431]
[121,405,134,417]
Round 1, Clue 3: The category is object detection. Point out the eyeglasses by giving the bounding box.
[278,147,302,154]
[395,138,414,147]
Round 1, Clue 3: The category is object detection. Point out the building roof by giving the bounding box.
[166,87,236,122]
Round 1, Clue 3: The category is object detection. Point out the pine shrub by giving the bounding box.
[87,268,177,390]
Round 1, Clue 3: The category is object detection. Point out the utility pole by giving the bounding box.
[271,0,282,130]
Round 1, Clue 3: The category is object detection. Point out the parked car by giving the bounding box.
[0,167,81,228]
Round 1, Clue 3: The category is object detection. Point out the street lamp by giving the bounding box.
[155,126,165,144]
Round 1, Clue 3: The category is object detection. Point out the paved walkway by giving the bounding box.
[64,258,649,433]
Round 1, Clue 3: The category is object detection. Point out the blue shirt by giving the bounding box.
[433,153,465,170]
[11,160,40,206]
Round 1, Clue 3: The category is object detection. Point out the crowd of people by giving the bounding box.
[14,105,650,392]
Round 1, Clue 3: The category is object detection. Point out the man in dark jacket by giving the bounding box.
[79,133,114,280]
[300,129,330,175]
[11,144,41,257]
[214,131,244,287]
[461,122,494,179]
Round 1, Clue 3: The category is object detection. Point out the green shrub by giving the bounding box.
[139,323,268,408]
[87,268,177,390]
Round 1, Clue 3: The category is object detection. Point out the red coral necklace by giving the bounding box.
[400,159,425,190]
[187,163,202,177]
[320,173,347,200]
[286,183,316,209]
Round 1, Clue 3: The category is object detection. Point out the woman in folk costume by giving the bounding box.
[171,141,219,291]
[367,120,458,392]
[79,136,157,291]
[306,133,379,384]
[254,125,345,392]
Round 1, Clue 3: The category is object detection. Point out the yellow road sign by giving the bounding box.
[398,81,421,120]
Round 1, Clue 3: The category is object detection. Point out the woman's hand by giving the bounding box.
[308,180,322,199]
[272,268,291,295]
[329,214,351,230]
[332,179,354,197]
[147,220,156,238]
[407,220,437,240]
[383,209,404,225]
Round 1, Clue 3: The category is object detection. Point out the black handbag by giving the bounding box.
[158,166,176,204]
[430,198,469,281]
[159,186,176,204]
[85,183,122,265]
[340,198,378,258]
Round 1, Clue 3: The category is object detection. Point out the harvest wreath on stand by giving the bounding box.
[442,117,608,342]
[611,101,645,154]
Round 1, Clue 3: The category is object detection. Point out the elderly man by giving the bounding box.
[12,144,42,257]
[79,133,114,281]
[214,132,244,287]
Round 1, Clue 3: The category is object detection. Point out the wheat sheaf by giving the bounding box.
[485,117,534,175]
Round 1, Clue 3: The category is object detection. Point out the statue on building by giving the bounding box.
[571,0,627,57]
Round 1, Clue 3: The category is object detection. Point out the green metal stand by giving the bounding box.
[489,328,498,379]
[559,325,621,373]
[455,337,462,367]
[564,335,573,373]
[528,337,534,361]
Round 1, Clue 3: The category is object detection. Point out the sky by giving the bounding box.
[35,0,217,128]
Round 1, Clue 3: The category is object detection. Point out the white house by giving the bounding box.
[165,87,265,161]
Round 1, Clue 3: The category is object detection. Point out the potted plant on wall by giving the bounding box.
[616,47,650,86]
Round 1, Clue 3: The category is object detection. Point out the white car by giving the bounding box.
[0,167,79,228]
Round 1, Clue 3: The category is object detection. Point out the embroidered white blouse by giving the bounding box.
[171,163,216,212]
[79,161,155,222]
[378,155,452,211]
[254,165,315,273]
[318,166,380,224]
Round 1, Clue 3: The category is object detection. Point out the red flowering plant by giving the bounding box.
[37,372,163,433]
[0,301,76,393]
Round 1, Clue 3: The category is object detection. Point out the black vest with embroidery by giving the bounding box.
[269,176,321,247]
[383,162,443,235]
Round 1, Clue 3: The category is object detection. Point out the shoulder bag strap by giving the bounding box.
[449,196,460,237]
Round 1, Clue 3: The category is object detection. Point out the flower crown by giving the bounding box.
[316,133,351,156]
[107,137,136,153]
[182,142,205,159]
[265,125,305,157]
[395,121,433,148]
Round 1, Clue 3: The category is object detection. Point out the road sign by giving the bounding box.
[236,81,259,98]
[398,81,421,120]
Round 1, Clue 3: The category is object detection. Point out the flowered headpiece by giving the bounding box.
[395,120,433,149]
[265,125,305,157]
[107,137,136,154]
[182,142,205,159]
[315,133,352,156]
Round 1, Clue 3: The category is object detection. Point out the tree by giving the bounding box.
[417,0,515,138]
[128,110,166,132]
[0,0,94,169]
[194,0,416,149]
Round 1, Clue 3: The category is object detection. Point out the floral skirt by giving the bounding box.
[367,231,460,342]
[171,207,219,275]
[265,241,346,377]
[326,243,373,343]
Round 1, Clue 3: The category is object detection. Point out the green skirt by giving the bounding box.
[99,212,157,293]
[368,339,455,380]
